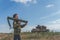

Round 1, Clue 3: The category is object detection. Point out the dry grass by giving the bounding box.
[0,32,60,40]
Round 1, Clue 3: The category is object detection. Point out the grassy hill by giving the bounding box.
[0,32,60,40]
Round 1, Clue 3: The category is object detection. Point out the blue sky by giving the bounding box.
[0,0,60,33]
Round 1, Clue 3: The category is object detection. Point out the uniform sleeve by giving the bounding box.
[21,22,27,28]
[7,17,11,28]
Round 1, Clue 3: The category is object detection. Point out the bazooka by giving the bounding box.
[7,16,28,29]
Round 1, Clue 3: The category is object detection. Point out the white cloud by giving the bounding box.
[46,24,60,32]
[46,4,54,8]
[40,10,60,20]
[49,19,60,24]
[45,19,60,32]
[11,0,37,4]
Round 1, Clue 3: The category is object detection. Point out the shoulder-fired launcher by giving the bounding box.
[7,16,28,29]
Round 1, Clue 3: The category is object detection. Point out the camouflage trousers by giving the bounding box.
[14,34,21,40]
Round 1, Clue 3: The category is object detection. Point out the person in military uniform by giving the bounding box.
[7,14,28,40]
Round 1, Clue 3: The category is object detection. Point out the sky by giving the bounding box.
[0,0,60,33]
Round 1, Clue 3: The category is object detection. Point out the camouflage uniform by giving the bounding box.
[13,20,27,40]
[13,21,21,40]
[13,21,21,35]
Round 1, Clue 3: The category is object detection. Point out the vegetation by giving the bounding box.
[0,32,60,40]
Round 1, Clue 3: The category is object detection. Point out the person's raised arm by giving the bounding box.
[21,21,28,28]
[7,16,12,29]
